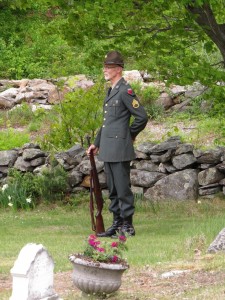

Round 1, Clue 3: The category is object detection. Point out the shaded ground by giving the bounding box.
[136,120,216,148]
[2,265,225,299]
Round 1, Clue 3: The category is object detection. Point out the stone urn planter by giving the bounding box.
[69,255,129,295]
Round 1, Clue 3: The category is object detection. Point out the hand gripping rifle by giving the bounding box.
[86,136,105,235]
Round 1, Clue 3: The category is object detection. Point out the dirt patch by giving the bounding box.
[137,120,216,148]
[2,266,225,299]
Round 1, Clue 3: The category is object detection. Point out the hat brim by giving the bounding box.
[104,61,124,67]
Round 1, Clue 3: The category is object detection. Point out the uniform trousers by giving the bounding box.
[104,161,134,219]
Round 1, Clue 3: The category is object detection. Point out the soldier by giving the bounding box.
[87,51,148,237]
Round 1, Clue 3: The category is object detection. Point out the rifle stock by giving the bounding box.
[89,170,96,232]
[87,137,105,234]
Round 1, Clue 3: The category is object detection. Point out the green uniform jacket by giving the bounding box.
[94,77,148,162]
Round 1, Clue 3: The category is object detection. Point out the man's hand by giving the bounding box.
[87,144,99,156]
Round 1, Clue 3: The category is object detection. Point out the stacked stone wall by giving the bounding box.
[1,137,225,201]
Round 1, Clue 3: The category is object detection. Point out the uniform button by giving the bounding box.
[116,136,118,138]
[103,125,105,127]
[104,118,106,120]
[105,103,108,106]
[105,111,107,113]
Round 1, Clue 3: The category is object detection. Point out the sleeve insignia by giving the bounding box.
[127,88,133,95]
[132,99,140,108]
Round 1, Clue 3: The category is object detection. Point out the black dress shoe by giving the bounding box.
[121,221,135,236]
[97,218,123,237]
[121,215,135,236]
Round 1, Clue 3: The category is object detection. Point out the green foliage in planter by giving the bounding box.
[0,128,29,150]
[41,79,105,150]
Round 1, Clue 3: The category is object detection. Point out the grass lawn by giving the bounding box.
[1,197,225,299]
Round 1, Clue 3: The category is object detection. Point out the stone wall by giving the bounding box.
[1,136,225,201]
[1,74,224,202]
[0,72,206,112]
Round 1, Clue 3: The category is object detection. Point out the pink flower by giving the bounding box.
[111,242,118,248]
[119,235,127,242]
[97,247,105,252]
[111,255,119,263]
[88,239,96,247]
[88,236,100,248]
[88,234,97,240]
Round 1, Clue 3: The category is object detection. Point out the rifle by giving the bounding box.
[86,136,105,235]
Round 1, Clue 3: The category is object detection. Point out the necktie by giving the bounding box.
[107,87,112,96]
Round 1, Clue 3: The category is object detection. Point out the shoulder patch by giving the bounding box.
[132,99,140,108]
[127,88,133,95]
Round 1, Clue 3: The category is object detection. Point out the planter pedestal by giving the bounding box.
[69,256,128,295]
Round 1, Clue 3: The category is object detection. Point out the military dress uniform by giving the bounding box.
[94,75,148,237]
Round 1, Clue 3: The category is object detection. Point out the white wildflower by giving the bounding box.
[8,195,11,200]
[2,184,8,192]
[26,197,32,203]
[8,202,13,207]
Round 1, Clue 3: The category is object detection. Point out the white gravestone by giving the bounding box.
[207,228,225,253]
[10,243,61,300]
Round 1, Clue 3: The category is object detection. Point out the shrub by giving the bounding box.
[33,165,69,202]
[0,165,69,210]
[42,79,105,150]
[8,103,34,126]
[0,170,36,210]
[131,82,162,119]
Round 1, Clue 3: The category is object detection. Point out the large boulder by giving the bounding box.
[135,160,160,172]
[131,169,166,187]
[198,167,225,186]
[0,150,18,166]
[123,70,143,83]
[156,92,173,110]
[22,149,46,161]
[67,170,83,187]
[0,88,19,108]
[194,148,223,164]
[77,158,104,175]
[14,157,34,172]
[175,143,194,155]
[172,153,197,170]
[144,169,198,200]
[149,136,182,154]
[136,142,156,154]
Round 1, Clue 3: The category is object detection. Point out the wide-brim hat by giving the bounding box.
[104,51,124,67]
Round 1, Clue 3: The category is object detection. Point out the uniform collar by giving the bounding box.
[112,77,125,90]
[105,77,125,101]
[104,77,126,103]
[111,77,123,89]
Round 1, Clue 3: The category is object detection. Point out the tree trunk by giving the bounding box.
[186,2,225,66]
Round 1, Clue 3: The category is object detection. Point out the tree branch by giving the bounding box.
[186,2,225,65]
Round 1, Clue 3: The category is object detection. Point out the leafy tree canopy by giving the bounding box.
[59,0,225,85]
[0,0,224,87]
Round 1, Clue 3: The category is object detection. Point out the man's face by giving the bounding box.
[103,64,122,81]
